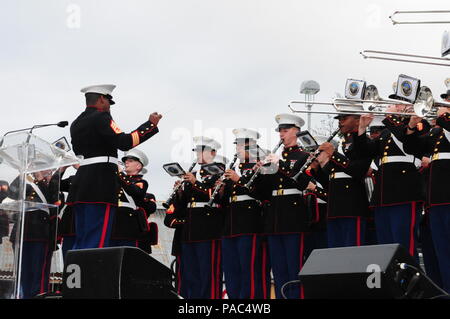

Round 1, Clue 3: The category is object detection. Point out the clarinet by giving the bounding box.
[162,161,197,209]
[205,154,239,208]
[244,139,284,189]
[291,128,341,181]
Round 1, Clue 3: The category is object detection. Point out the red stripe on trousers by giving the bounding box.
[300,233,304,299]
[250,235,256,299]
[216,241,221,299]
[211,241,216,299]
[356,217,361,246]
[40,243,49,294]
[315,198,320,223]
[177,256,182,295]
[410,202,416,256]
[262,242,267,299]
[99,204,112,248]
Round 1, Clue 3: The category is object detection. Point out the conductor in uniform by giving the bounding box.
[68,84,162,250]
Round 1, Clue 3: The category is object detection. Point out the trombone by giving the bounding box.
[389,10,450,25]
[290,86,413,117]
[289,86,448,118]
[362,13,450,67]
[334,84,411,110]
[360,50,450,67]
[288,103,419,118]
[290,85,410,115]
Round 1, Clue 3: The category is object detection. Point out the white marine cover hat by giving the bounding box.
[122,148,149,174]
[275,113,305,132]
[192,136,221,151]
[81,84,116,105]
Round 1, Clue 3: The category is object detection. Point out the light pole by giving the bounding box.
[300,80,320,132]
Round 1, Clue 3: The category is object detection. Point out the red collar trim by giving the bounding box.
[86,105,109,112]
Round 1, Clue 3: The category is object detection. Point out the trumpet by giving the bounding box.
[205,153,239,208]
[162,161,197,209]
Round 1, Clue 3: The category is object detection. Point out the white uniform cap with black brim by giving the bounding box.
[81,84,116,105]
[274,113,305,132]
[232,128,261,144]
[192,136,221,152]
[122,148,149,174]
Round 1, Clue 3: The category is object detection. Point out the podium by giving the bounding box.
[0,132,78,298]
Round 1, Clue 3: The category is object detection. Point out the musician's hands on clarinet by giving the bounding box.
[265,153,280,164]
[183,172,197,185]
[252,161,264,171]
[174,180,182,188]
[318,142,335,156]
[309,158,320,171]
[224,169,240,182]
[316,142,335,166]
[306,181,317,192]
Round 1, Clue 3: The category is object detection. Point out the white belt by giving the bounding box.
[272,188,302,196]
[119,188,137,210]
[188,202,219,208]
[431,152,450,161]
[331,172,352,179]
[28,181,50,214]
[317,198,327,204]
[381,155,416,164]
[230,195,256,203]
[118,202,136,209]
[79,156,118,166]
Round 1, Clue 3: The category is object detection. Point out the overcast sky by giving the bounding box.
[1,0,448,200]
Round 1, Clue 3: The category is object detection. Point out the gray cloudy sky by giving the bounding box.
[1,0,448,200]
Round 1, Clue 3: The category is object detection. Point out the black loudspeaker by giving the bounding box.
[299,244,442,299]
[62,247,179,299]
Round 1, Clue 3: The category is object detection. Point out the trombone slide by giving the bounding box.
[389,10,450,25]
[360,50,450,67]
